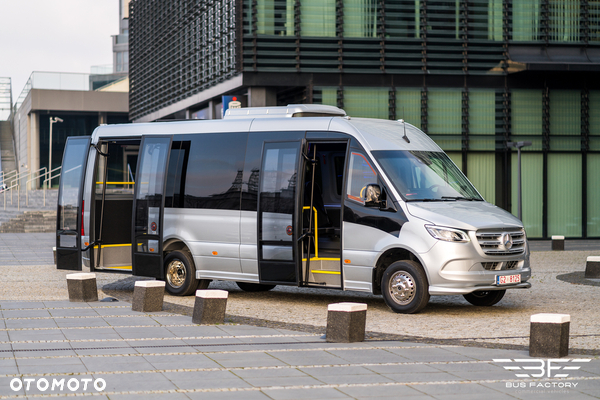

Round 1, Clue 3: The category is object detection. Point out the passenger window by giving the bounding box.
[95,141,138,195]
[183,133,247,210]
[346,152,377,205]
[164,140,189,208]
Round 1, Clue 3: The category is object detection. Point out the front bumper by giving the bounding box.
[418,233,531,296]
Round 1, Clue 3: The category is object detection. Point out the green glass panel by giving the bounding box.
[512,0,541,41]
[301,0,336,37]
[511,153,543,238]
[256,0,275,34]
[548,0,581,42]
[550,90,581,151]
[319,87,338,107]
[343,0,378,38]
[467,153,495,204]
[343,88,388,119]
[548,153,582,237]
[469,91,496,151]
[286,0,294,35]
[591,2,600,43]
[396,89,421,129]
[428,90,461,134]
[488,0,503,41]
[588,154,600,236]
[511,90,542,136]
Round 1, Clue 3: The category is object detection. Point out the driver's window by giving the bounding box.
[347,152,377,205]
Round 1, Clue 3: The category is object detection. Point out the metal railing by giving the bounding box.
[0,167,62,210]
[7,168,30,206]
[25,167,48,206]
[42,166,61,207]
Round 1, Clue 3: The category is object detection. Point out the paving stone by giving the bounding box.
[143,353,220,370]
[186,391,273,400]
[261,387,352,399]
[206,352,287,368]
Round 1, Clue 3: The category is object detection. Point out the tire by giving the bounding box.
[196,279,211,290]
[382,260,430,314]
[463,290,506,306]
[164,251,198,296]
[236,282,276,292]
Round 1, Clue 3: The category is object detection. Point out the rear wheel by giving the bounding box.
[381,260,430,314]
[236,282,276,292]
[463,290,506,306]
[164,251,199,296]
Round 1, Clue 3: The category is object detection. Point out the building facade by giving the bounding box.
[128,0,600,239]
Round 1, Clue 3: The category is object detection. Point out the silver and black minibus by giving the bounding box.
[56,105,530,313]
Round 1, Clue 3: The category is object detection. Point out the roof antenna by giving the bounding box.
[399,107,410,143]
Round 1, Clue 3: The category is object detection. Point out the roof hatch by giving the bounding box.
[223,104,346,119]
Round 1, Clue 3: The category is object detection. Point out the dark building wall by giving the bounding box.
[129,0,237,120]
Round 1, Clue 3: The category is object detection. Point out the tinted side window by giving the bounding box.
[241,131,305,211]
[164,140,190,208]
[183,133,247,210]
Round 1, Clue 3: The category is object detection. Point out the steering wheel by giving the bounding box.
[427,184,442,192]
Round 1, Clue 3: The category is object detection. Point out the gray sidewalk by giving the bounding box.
[1,300,599,399]
[0,233,599,398]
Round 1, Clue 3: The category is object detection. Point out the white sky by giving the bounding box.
[0,0,119,101]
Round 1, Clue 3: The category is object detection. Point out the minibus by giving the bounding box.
[56,104,530,313]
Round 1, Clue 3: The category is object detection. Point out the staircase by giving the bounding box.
[0,210,56,233]
[0,189,58,233]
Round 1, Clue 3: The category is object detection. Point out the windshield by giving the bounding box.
[372,150,483,202]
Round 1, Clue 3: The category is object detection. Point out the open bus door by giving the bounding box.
[131,136,172,279]
[257,141,303,285]
[56,136,92,271]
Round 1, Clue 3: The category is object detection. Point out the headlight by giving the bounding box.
[425,225,470,242]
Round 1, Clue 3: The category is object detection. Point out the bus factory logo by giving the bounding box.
[494,358,592,389]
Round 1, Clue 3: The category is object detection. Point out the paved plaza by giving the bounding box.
[0,233,599,399]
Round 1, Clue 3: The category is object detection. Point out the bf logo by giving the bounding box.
[494,359,591,378]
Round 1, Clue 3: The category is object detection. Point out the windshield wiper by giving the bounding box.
[441,196,476,201]
[405,198,443,202]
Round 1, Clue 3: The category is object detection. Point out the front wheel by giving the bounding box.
[381,260,430,314]
[164,251,199,296]
[463,290,506,306]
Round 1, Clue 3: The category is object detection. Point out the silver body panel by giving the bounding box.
[80,110,530,296]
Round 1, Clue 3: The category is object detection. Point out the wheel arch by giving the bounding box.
[373,247,427,295]
[164,238,193,261]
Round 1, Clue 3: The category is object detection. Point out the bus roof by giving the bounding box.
[91,106,441,153]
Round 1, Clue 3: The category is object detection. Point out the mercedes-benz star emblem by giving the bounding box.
[501,233,513,250]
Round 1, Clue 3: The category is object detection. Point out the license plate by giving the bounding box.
[496,274,521,285]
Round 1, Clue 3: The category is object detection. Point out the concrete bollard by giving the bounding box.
[326,302,367,343]
[551,235,565,251]
[529,313,570,358]
[585,256,600,279]
[132,281,165,312]
[192,290,228,324]
[66,273,98,302]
